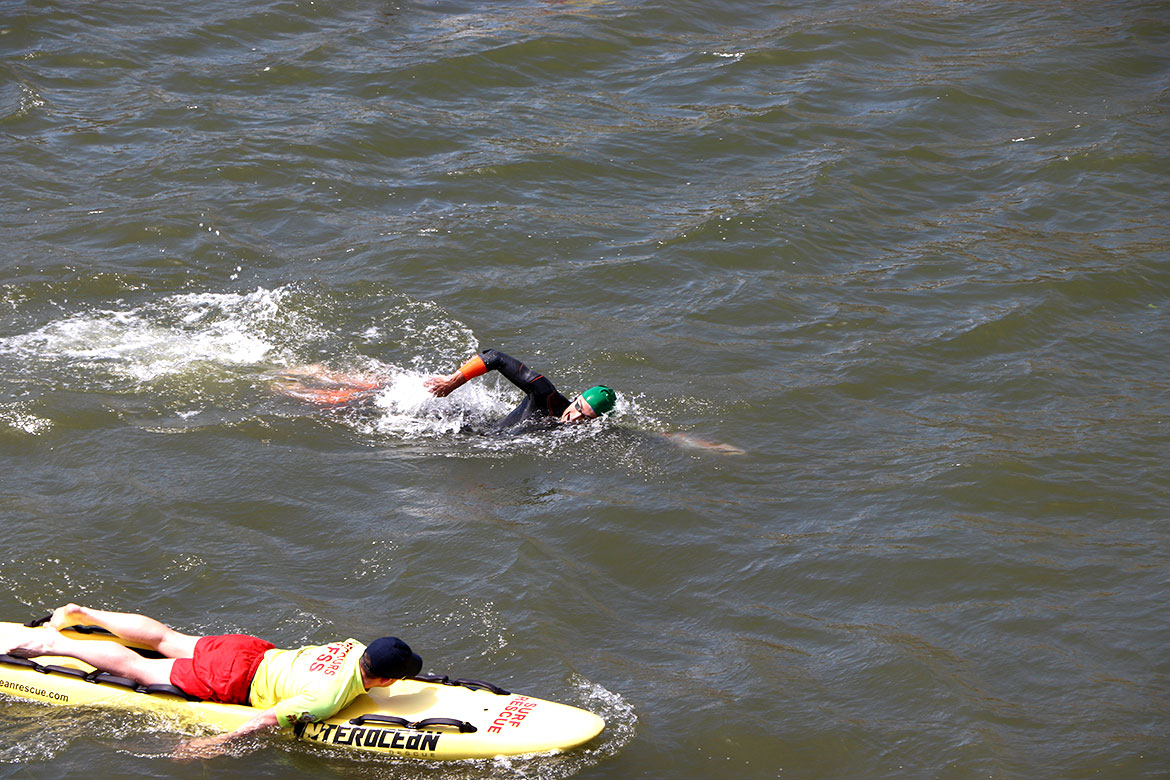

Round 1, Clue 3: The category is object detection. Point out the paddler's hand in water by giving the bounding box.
[173,733,236,759]
[424,371,466,398]
[173,709,277,759]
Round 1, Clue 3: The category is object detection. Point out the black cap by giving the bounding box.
[363,637,422,679]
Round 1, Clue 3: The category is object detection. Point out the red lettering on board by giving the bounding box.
[491,697,539,730]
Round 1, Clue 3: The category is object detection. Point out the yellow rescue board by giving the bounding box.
[0,622,604,759]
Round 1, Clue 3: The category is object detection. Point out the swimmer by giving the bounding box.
[276,349,741,451]
[274,349,615,431]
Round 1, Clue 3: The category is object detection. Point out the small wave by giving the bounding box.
[0,402,52,435]
[0,701,70,763]
[0,84,44,124]
[432,598,515,660]
[0,700,196,764]
[569,675,637,757]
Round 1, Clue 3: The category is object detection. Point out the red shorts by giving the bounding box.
[169,634,275,704]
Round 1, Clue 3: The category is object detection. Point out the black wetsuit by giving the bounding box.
[479,349,570,431]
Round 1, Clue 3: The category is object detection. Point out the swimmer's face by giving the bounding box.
[559,395,597,423]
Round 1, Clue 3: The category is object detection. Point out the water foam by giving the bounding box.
[0,402,52,435]
[355,373,515,440]
[0,287,297,384]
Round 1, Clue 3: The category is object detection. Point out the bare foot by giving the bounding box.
[0,625,54,656]
[0,625,24,655]
[49,604,89,630]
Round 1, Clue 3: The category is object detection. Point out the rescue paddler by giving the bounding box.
[0,604,422,757]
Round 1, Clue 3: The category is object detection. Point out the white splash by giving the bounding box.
[0,287,299,384]
[354,372,515,439]
[0,402,52,434]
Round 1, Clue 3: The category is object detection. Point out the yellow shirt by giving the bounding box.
[248,638,368,728]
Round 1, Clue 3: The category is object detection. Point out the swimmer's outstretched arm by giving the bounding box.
[425,352,496,397]
[426,350,548,398]
[423,365,473,398]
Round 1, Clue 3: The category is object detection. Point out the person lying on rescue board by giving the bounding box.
[1,604,421,758]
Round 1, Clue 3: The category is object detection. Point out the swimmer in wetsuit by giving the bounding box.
[272,349,616,431]
[428,352,740,450]
[274,351,743,451]
[424,349,616,430]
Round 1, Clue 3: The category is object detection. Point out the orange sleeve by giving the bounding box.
[458,354,487,380]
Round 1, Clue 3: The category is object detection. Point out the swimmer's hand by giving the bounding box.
[424,372,465,398]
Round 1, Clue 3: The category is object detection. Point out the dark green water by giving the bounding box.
[2,1,1168,778]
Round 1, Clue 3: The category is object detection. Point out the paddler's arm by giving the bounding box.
[173,708,280,758]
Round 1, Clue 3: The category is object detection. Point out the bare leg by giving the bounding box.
[49,604,200,659]
[276,365,384,389]
[664,432,746,455]
[273,381,382,406]
[275,364,330,383]
[272,364,387,406]
[0,625,176,687]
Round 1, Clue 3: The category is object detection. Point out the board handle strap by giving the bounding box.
[347,714,478,733]
[411,673,510,695]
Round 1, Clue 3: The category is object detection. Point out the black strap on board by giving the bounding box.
[411,673,510,696]
[347,714,477,733]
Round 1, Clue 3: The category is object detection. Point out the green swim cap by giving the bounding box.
[581,385,616,416]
